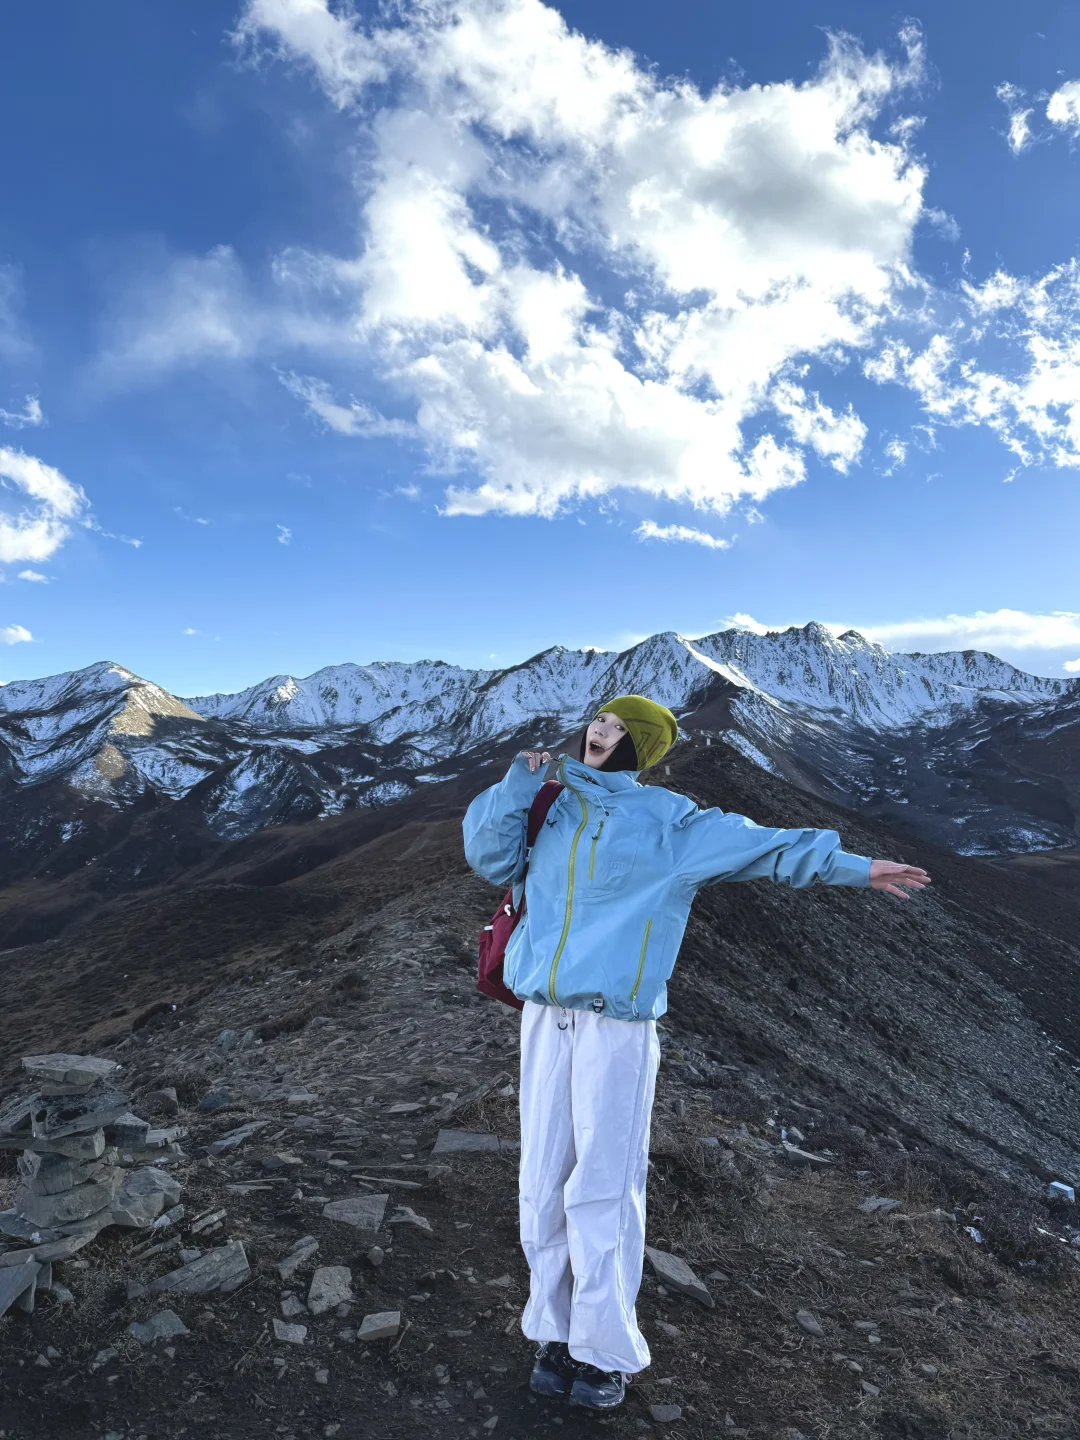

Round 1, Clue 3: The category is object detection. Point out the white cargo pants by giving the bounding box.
[518,999,660,1374]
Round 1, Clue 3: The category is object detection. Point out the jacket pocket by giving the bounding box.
[588,816,639,893]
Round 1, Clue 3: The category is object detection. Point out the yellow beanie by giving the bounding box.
[595,695,678,770]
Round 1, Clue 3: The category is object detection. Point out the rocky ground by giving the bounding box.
[2,738,1080,1439]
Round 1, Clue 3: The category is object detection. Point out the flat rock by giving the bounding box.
[273,1318,308,1344]
[278,1235,319,1281]
[860,1196,902,1215]
[148,1240,250,1296]
[649,1404,683,1423]
[25,1129,106,1160]
[281,1294,307,1318]
[128,1308,190,1344]
[32,1092,129,1141]
[645,1247,714,1308]
[781,1141,833,1169]
[0,1262,40,1317]
[385,1102,425,1114]
[308,1266,354,1316]
[111,1167,183,1228]
[16,1168,125,1228]
[796,1309,825,1338]
[17,1149,111,1197]
[0,1209,59,1244]
[0,1232,94,1267]
[322,1194,389,1232]
[206,1121,269,1157]
[388,1205,433,1233]
[143,1089,180,1118]
[198,1090,234,1113]
[432,1130,500,1154]
[22,1054,118,1090]
[358,1309,400,1341]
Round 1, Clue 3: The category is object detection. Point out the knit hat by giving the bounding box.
[594,695,678,771]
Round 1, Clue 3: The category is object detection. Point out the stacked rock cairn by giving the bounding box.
[0,1053,185,1319]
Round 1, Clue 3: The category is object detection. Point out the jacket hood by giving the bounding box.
[555,754,641,794]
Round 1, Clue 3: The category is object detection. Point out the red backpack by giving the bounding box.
[477,780,563,1009]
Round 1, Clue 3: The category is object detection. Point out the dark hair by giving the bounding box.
[577,727,639,772]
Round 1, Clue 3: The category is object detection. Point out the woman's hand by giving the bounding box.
[520,749,552,774]
[869,859,931,899]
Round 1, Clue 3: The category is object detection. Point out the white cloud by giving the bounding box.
[0,624,32,645]
[183,627,200,635]
[997,83,1034,154]
[277,524,292,544]
[850,609,1080,654]
[0,396,44,430]
[711,609,1080,658]
[121,1,929,521]
[1047,80,1080,136]
[1064,657,1080,673]
[17,569,47,583]
[0,447,91,564]
[867,261,1080,471]
[277,371,412,437]
[635,520,732,550]
[882,436,907,473]
[174,506,209,525]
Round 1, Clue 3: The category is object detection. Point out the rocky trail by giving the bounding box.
[2,739,1080,1439]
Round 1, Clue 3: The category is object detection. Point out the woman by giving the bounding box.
[462,695,929,1411]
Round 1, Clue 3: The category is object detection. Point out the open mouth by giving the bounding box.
[588,740,607,754]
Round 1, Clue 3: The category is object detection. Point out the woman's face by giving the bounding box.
[583,711,628,768]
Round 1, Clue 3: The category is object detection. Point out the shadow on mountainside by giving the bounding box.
[1,737,1079,1438]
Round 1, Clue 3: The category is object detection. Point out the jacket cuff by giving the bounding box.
[826,850,873,887]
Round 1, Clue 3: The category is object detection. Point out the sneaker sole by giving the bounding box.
[568,1390,626,1409]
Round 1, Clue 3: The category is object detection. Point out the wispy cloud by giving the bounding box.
[1047,80,1080,137]
[635,520,732,550]
[0,396,44,430]
[0,265,32,361]
[17,569,47,583]
[1064,657,1080,673]
[173,506,209,525]
[0,447,91,564]
[0,623,32,645]
[278,371,413,438]
[996,82,1034,154]
[276,524,292,545]
[183,627,200,635]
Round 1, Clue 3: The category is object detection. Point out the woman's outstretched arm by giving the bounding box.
[670,805,929,898]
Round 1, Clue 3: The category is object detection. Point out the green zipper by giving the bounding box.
[548,758,590,1004]
[630,917,653,1006]
[588,819,605,879]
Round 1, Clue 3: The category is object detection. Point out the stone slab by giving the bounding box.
[322,1194,389,1233]
[111,1167,183,1228]
[308,1266,354,1316]
[431,1130,500,1154]
[24,1129,107,1161]
[0,1262,40,1317]
[148,1240,250,1296]
[273,1318,308,1344]
[0,1209,59,1244]
[278,1236,319,1282]
[645,1246,714,1308]
[128,1308,190,1344]
[206,1120,269,1157]
[781,1141,833,1170]
[357,1309,400,1341]
[0,1231,95,1267]
[22,1054,118,1089]
[15,1167,125,1228]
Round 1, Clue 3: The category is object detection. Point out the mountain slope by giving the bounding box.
[0,625,1076,948]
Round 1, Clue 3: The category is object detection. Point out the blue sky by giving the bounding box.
[2,0,1080,697]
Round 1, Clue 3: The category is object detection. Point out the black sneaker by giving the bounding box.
[569,1363,627,1409]
[529,1341,578,1398]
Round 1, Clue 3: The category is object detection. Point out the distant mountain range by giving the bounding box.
[1,624,1077,918]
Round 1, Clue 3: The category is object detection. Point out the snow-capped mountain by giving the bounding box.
[1,624,1077,901]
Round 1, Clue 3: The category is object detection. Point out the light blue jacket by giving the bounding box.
[463,753,872,1022]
